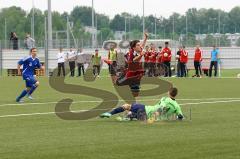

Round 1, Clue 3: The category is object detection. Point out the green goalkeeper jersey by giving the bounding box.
[145,97,183,119]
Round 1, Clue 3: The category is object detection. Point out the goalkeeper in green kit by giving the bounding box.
[100,87,183,121]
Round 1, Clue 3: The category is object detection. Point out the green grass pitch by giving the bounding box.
[0,70,240,159]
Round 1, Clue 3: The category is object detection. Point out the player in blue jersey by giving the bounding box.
[16,48,44,103]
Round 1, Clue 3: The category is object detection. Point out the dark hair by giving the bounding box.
[165,42,169,45]
[130,40,140,49]
[158,46,162,49]
[30,47,37,53]
[169,87,178,97]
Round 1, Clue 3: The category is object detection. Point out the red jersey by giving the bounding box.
[144,51,150,63]
[156,52,162,63]
[161,47,172,62]
[126,49,144,79]
[194,49,202,62]
[180,49,188,63]
[149,50,157,63]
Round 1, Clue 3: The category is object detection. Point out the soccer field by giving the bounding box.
[0,75,240,159]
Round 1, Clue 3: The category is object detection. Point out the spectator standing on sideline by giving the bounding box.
[92,49,101,77]
[193,45,202,77]
[156,46,162,76]
[57,47,66,77]
[67,48,77,77]
[24,33,35,49]
[76,48,85,77]
[209,45,219,77]
[176,46,182,77]
[10,32,18,50]
[179,46,188,77]
[144,45,150,76]
[108,45,118,82]
[161,42,172,77]
[148,44,157,77]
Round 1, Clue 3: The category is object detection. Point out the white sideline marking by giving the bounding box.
[0,99,240,118]
[1,97,240,107]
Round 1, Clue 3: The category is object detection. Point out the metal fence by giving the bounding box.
[1,38,102,50]
[0,39,240,76]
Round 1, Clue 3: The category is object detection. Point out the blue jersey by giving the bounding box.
[211,49,219,61]
[18,56,41,78]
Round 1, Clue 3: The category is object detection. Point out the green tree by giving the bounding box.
[0,6,27,40]
[110,14,125,31]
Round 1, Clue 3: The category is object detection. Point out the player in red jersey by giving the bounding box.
[115,33,149,97]
[193,45,202,77]
[156,46,163,76]
[161,42,172,77]
[179,46,188,77]
[144,45,150,76]
[148,44,157,77]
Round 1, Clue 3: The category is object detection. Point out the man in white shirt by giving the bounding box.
[67,47,77,77]
[24,33,35,49]
[57,47,66,76]
[76,48,85,77]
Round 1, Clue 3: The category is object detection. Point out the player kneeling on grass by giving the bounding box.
[16,48,44,103]
[100,87,183,121]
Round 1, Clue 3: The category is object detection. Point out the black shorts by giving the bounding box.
[110,61,117,75]
[116,76,141,93]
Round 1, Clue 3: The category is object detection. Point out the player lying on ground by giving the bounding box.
[100,87,183,121]
[16,48,44,103]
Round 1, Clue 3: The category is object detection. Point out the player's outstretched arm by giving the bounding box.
[141,32,148,49]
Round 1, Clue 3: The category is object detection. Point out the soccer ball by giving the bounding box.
[237,73,240,78]
[164,53,168,57]
[115,116,123,121]
[147,118,155,124]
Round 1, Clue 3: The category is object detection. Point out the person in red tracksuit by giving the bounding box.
[194,45,202,77]
[148,44,157,77]
[156,46,162,76]
[161,42,172,77]
[180,46,188,77]
[144,46,150,76]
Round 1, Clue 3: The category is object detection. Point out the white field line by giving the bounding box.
[0,99,240,118]
[1,97,240,107]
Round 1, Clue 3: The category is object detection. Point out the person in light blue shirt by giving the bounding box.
[209,45,219,77]
[16,48,44,102]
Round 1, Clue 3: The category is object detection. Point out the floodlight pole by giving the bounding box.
[92,0,95,48]
[48,0,53,48]
[31,0,35,39]
[142,0,145,39]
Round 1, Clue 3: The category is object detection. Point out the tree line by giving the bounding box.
[1,6,240,46]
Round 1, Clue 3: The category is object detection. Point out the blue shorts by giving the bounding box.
[130,103,146,120]
[130,103,145,114]
[23,75,37,88]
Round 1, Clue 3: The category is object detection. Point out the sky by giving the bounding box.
[0,0,240,18]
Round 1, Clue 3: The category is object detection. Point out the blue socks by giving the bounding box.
[28,85,37,96]
[17,90,28,101]
[110,107,125,115]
